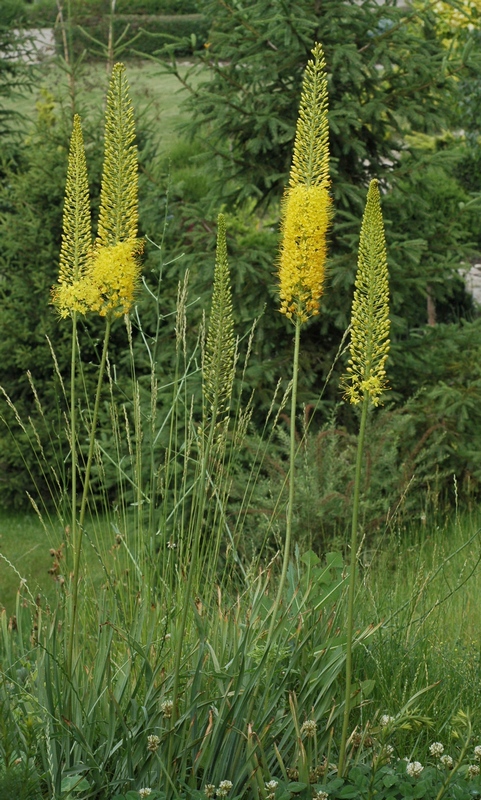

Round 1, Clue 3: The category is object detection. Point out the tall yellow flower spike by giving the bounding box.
[97,62,139,246]
[52,114,92,318]
[278,42,331,322]
[343,179,390,406]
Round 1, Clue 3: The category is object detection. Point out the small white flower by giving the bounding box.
[468,764,480,779]
[430,742,444,757]
[314,793,329,800]
[384,744,394,758]
[139,790,152,799]
[300,719,317,738]
[204,785,216,798]
[474,745,481,761]
[161,699,173,718]
[380,714,394,727]
[167,540,177,549]
[216,781,233,797]
[440,754,453,769]
[406,761,424,778]
[147,734,160,752]
[265,781,278,792]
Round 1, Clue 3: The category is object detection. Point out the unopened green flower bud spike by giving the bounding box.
[338,179,390,776]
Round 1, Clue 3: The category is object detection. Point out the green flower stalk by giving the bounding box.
[203,213,236,441]
[270,43,331,640]
[52,114,92,317]
[97,61,139,247]
[342,179,390,407]
[338,179,390,776]
[169,214,235,775]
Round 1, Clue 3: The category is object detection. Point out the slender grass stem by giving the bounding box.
[67,317,112,679]
[338,391,369,776]
[268,317,301,643]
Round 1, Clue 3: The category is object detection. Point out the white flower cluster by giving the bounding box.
[429,742,444,757]
[147,734,160,753]
[217,780,234,797]
[161,699,173,718]
[300,719,317,738]
[139,790,152,799]
[265,779,278,798]
[468,764,480,779]
[440,754,453,769]
[379,714,394,727]
[406,761,424,778]
[474,745,481,761]
[314,792,328,800]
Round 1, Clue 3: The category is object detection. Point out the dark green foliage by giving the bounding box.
[146,0,481,508]
[0,2,31,138]
[173,0,476,204]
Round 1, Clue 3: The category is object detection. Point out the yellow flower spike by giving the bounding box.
[278,43,332,322]
[97,62,139,246]
[343,179,390,406]
[52,114,92,318]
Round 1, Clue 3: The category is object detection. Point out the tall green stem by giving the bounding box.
[70,311,78,576]
[268,317,301,643]
[67,317,112,679]
[338,392,369,776]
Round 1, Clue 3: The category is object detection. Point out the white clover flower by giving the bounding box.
[139,790,152,799]
[440,754,453,769]
[147,734,160,752]
[161,699,173,718]
[380,714,394,727]
[300,719,317,738]
[384,744,394,758]
[204,785,216,798]
[314,793,329,800]
[429,742,444,757]
[406,761,424,778]
[265,781,278,792]
[216,780,233,797]
[468,764,480,779]
[474,745,481,761]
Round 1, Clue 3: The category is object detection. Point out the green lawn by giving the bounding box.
[0,509,60,612]
[0,508,119,614]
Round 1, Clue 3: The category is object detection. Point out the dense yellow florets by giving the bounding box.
[278,185,331,322]
[53,239,142,319]
[278,43,331,323]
